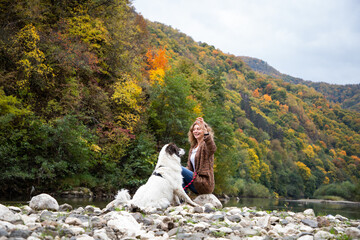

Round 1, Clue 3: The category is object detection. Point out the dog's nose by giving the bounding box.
[179,148,185,157]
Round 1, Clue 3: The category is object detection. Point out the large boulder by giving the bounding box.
[29,193,59,211]
[193,194,222,209]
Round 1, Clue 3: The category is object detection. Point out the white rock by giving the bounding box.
[345,227,360,239]
[193,222,209,231]
[69,226,85,235]
[246,236,263,240]
[0,204,22,223]
[229,208,242,215]
[218,227,233,233]
[295,213,306,220]
[303,209,315,217]
[300,225,314,233]
[334,226,344,234]
[314,230,334,240]
[255,211,267,216]
[21,214,37,225]
[76,234,94,240]
[288,211,296,216]
[140,231,155,240]
[93,229,110,240]
[298,235,314,240]
[29,193,59,211]
[27,236,41,240]
[13,224,28,231]
[267,230,280,238]
[194,194,223,209]
[335,214,348,221]
[256,215,270,228]
[106,211,141,237]
[8,206,22,213]
[0,220,16,231]
[273,224,286,235]
[270,216,280,224]
[65,217,82,225]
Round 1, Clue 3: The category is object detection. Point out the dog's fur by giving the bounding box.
[114,143,197,211]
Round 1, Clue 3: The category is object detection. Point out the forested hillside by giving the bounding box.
[241,56,360,112]
[1,0,359,201]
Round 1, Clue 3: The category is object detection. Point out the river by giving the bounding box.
[1,197,359,220]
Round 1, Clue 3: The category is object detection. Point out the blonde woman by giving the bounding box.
[182,117,216,194]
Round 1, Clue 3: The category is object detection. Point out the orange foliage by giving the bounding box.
[146,47,168,70]
[252,88,260,98]
[280,104,289,112]
[351,155,360,166]
[338,150,347,156]
[146,47,169,85]
[319,141,327,148]
[263,94,272,102]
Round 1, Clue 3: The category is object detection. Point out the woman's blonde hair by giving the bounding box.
[188,120,214,148]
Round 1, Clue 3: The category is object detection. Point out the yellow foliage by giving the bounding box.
[260,162,271,183]
[303,144,315,159]
[323,176,330,184]
[248,148,261,182]
[66,14,109,52]
[112,75,143,132]
[90,144,102,152]
[296,161,311,181]
[149,68,165,85]
[313,145,321,153]
[14,24,54,90]
[329,149,336,157]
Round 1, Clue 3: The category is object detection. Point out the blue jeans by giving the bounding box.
[181,166,198,194]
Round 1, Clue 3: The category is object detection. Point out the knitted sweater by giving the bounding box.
[186,135,217,194]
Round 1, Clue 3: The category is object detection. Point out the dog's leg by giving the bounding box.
[174,188,198,207]
[173,195,180,205]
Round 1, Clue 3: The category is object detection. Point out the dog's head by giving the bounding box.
[156,143,185,169]
[165,143,185,158]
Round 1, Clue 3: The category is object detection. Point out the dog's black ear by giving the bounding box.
[165,143,180,156]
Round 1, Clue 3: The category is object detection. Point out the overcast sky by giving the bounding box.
[133,0,360,85]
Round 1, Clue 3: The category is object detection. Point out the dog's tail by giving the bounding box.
[105,189,131,210]
[115,189,131,202]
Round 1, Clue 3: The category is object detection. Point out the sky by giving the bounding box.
[132,0,360,85]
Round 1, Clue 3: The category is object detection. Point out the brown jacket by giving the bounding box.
[186,135,217,194]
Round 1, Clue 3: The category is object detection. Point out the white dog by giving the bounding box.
[112,143,197,211]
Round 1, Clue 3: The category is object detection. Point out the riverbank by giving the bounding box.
[286,198,360,206]
[1,194,360,239]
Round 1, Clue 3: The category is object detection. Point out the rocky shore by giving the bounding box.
[1,193,360,240]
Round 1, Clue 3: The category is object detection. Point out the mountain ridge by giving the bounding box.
[240,56,360,112]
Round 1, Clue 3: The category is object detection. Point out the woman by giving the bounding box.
[182,117,216,194]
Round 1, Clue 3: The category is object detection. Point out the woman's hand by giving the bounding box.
[196,117,208,134]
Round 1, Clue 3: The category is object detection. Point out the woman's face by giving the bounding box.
[192,124,204,140]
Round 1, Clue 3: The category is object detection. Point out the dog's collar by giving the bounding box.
[152,171,163,178]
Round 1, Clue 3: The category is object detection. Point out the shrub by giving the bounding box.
[233,179,272,198]
[313,181,356,200]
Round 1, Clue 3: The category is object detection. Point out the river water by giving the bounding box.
[2,197,359,220]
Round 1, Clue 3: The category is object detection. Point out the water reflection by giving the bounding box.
[223,198,360,220]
